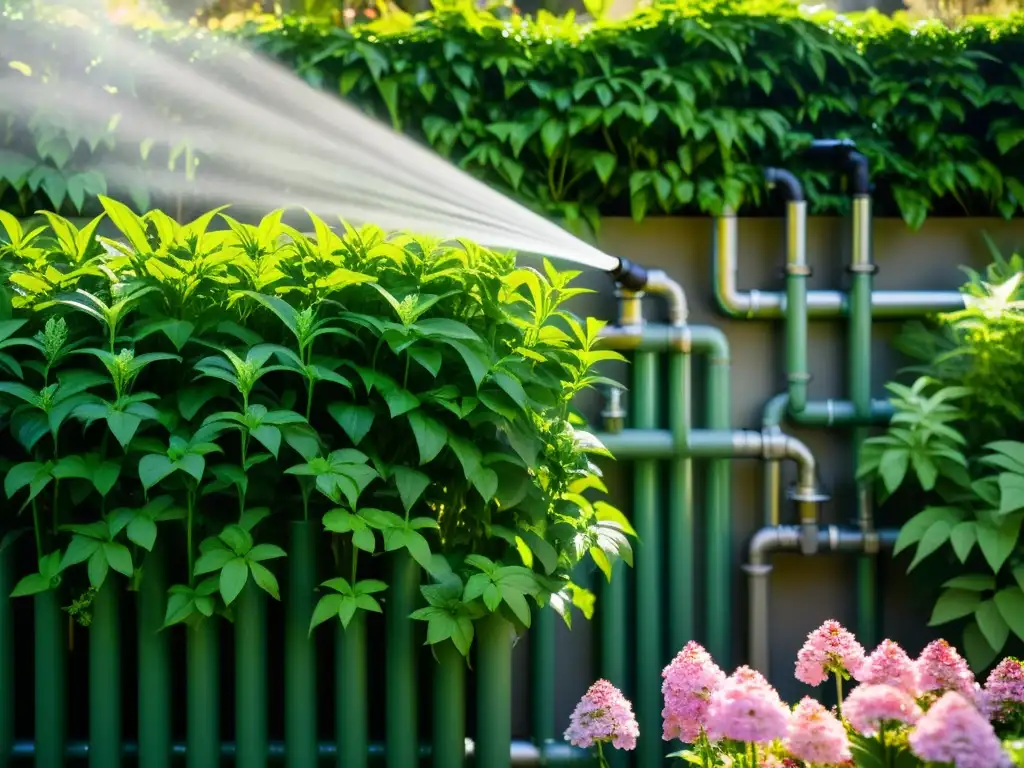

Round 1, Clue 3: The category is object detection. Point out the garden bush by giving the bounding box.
[0,199,633,649]
[4,0,1024,229]
[859,242,1024,670]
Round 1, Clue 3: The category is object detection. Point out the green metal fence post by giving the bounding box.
[286,521,317,768]
[187,620,220,768]
[476,613,512,768]
[530,607,556,749]
[139,547,171,768]
[34,590,65,768]
[337,611,368,768]
[432,640,466,768]
[236,583,268,768]
[633,351,662,768]
[89,580,121,768]
[386,552,419,768]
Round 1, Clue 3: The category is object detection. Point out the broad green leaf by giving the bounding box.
[249,561,280,599]
[998,473,1024,516]
[907,520,952,571]
[963,620,999,672]
[393,466,430,513]
[994,587,1024,642]
[309,594,343,633]
[929,588,981,625]
[975,599,1010,653]
[327,402,375,445]
[977,517,1021,573]
[407,410,447,464]
[220,558,249,605]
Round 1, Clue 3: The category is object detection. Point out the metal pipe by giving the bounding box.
[530,608,555,748]
[712,213,963,318]
[476,613,513,768]
[667,343,695,652]
[236,583,268,768]
[642,269,688,326]
[433,640,466,768]
[744,526,898,676]
[0,545,13,766]
[90,580,121,768]
[286,521,318,768]
[632,351,661,768]
[849,192,879,648]
[139,547,171,768]
[34,590,65,768]
[338,612,368,768]
[386,552,419,768]
[784,199,810,413]
[187,620,220,768]
[9,740,594,766]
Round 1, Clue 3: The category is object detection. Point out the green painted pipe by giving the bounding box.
[850,194,878,648]
[705,352,733,668]
[139,547,171,768]
[667,347,695,653]
[432,640,466,768]
[0,546,12,765]
[187,620,220,768]
[337,611,368,768]
[386,552,419,768]
[785,201,810,413]
[236,583,268,768]
[34,590,65,768]
[762,392,893,429]
[599,563,627,695]
[89,581,121,768]
[475,613,513,768]
[530,607,555,746]
[286,521,317,768]
[632,351,662,768]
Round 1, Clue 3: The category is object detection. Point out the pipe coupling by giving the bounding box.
[846,262,879,275]
[862,529,881,555]
[615,288,645,328]
[644,269,688,326]
[601,387,627,434]
[799,519,820,556]
[785,264,812,277]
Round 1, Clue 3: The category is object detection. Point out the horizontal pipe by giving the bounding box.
[8,741,593,765]
[596,427,816,468]
[744,526,898,676]
[713,214,963,319]
[762,392,894,429]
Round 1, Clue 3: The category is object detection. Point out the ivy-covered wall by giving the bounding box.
[3,0,1024,231]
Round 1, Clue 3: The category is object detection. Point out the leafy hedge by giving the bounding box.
[4,1,1024,228]
[0,201,631,650]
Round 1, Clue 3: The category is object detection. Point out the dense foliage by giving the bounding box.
[0,200,632,652]
[4,1,1024,230]
[859,243,1024,670]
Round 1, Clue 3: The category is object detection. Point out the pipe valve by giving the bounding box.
[601,387,627,434]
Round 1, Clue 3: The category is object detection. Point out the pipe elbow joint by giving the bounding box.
[610,257,649,292]
[748,527,784,566]
[764,167,805,202]
[644,269,689,326]
[848,151,870,197]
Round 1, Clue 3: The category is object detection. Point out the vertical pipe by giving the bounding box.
[667,348,694,653]
[432,640,466,768]
[337,611,368,768]
[476,613,513,768]
[236,583,268,768]
[187,620,220,768]
[89,580,121,768]
[633,351,661,768]
[705,353,732,668]
[139,547,171,768]
[34,590,65,768]
[0,546,12,766]
[785,200,810,413]
[599,564,627,691]
[386,552,419,768]
[849,193,878,647]
[530,608,555,747]
[286,521,317,768]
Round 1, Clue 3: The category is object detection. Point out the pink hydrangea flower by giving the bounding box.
[783,696,852,765]
[795,620,866,686]
[564,679,639,751]
[705,666,790,744]
[985,657,1024,720]
[908,691,1011,768]
[661,641,727,743]
[916,639,976,698]
[842,683,922,736]
[855,639,919,696]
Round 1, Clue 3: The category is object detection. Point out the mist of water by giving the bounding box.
[0,3,620,271]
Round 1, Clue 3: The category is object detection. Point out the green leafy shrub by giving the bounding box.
[859,244,1024,670]
[5,0,1024,228]
[0,200,632,653]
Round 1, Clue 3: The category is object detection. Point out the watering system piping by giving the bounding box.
[744,527,898,676]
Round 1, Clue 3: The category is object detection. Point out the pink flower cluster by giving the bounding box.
[915,639,977,698]
[784,697,851,765]
[909,691,1011,768]
[843,683,922,735]
[855,638,919,696]
[564,679,639,751]
[704,666,791,744]
[794,619,865,686]
[660,641,726,743]
[986,657,1024,721]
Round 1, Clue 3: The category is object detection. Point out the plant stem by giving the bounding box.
[350,545,358,584]
[835,672,844,718]
[186,490,195,586]
[305,379,315,422]
[751,742,757,768]
[596,742,609,768]
[31,499,43,563]
[880,722,888,768]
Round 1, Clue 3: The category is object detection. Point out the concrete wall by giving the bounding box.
[510,215,1024,737]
